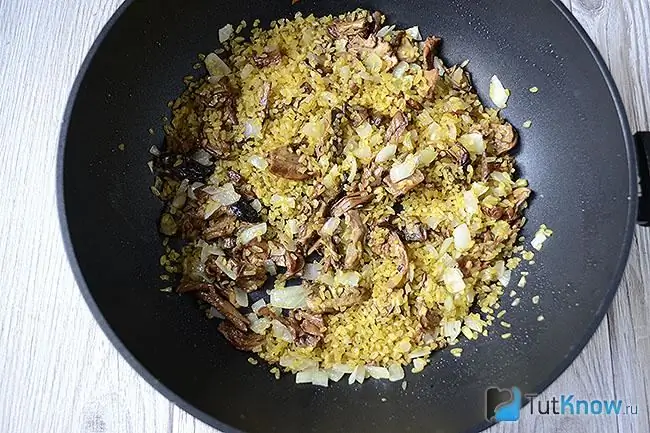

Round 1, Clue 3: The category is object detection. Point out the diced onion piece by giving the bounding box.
[363,52,383,74]
[453,223,471,250]
[251,298,267,313]
[443,268,466,293]
[416,147,437,167]
[286,219,300,236]
[334,270,360,287]
[250,199,262,212]
[212,182,240,206]
[296,368,315,384]
[412,358,427,373]
[489,75,509,109]
[353,365,366,384]
[311,370,329,387]
[149,145,161,156]
[392,61,410,78]
[238,222,267,245]
[192,149,212,166]
[271,319,294,342]
[234,287,248,307]
[218,24,234,42]
[328,369,346,382]
[209,307,226,320]
[321,217,340,236]
[366,366,390,380]
[376,25,395,38]
[355,121,373,138]
[442,320,462,339]
[302,262,322,281]
[243,119,262,138]
[388,363,405,382]
[205,53,232,77]
[200,241,225,263]
[248,155,268,170]
[269,285,309,309]
[459,133,485,154]
[463,190,479,214]
[531,230,548,250]
[408,347,431,359]
[264,259,277,276]
[332,363,354,374]
[375,144,397,163]
[405,26,422,41]
[215,257,238,280]
[389,155,417,183]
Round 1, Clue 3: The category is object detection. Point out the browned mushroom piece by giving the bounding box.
[331,191,374,217]
[406,99,424,111]
[383,169,425,197]
[203,214,238,240]
[384,111,408,144]
[253,50,282,68]
[217,321,264,352]
[260,82,271,110]
[492,122,518,155]
[268,147,314,181]
[176,281,213,294]
[327,17,372,39]
[234,240,269,291]
[196,287,250,331]
[401,220,428,242]
[165,133,197,155]
[370,11,384,34]
[222,97,238,126]
[347,34,378,54]
[482,205,505,220]
[423,69,440,96]
[343,210,366,269]
[346,105,370,127]
[178,203,208,239]
[200,136,232,158]
[449,143,470,168]
[284,250,305,278]
[512,187,531,209]
[422,36,442,70]
[370,228,409,289]
[396,35,418,62]
[294,310,327,337]
[420,309,442,332]
[358,165,385,191]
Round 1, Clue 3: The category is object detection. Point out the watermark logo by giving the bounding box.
[485,386,522,422]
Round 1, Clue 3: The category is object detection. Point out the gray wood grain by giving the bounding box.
[0,0,647,432]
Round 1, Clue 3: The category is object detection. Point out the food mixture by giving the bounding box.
[151,9,531,385]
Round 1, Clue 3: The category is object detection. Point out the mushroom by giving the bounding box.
[218,321,264,352]
[253,50,282,68]
[384,111,408,144]
[422,36,442,70]
[284,250,305,278]
[492,122,518,155]
[343,210,366,269]
[449,143,470,168]
[331,191,374,217]
[327,17,372,39]
[383,169,424,197]
[203,214,238,240]
[307,287,370,313]
[401,220,428,242]
[268,147,313,181]
[192,284,250,331]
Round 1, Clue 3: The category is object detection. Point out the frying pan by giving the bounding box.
[57,0,650,432]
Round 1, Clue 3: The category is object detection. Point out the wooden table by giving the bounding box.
[0,1,648,432]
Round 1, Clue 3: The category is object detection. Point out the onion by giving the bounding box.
[321,217,340,236]
[366,366,390,379]
[453,223,471,251]
[243,119,262,138]
[443,268,466,293]
[234,287,249,307]
[296,368,315,384]
[375,144,397,163]
[489,75,509,109]
[355,121,373,139]
[334,271,360,287]
[203,200,221,220]
[302,262,322,281]
[211,182,241,206]
[149,145,161,156]
[376,25,395,38]
[416,147,437,166]
[531,231,548,251]
[251,298,267,313]
[442,320,462,340]
[328,369,346,382]
[271,320,294,342]
[332,363,354,374]
[209,307,226,320]
[237,222,267,245]
[463,191,479,215]
[498,269,511,287]
[392,61,410,78]
[412,358,427,373]
[388,363,405,382]
[215,257,238,280]
[269,285,309,309]
[200,241,225,263]
[405,26,422,41]
[311,370,329,387]
[459,133,485,154]
[408,347,431,359]
[218,24,234,43]
[192,149,212,166]
[250,199,262,212]
[248,155,268,170]
[249,317,271,334]
[348,365,366,385]
[204,53,232,77]
[264,259,277,276]
[240,63,254,79]
[389,155,417,183]
[286,219,300,235]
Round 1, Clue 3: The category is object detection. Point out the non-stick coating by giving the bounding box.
[59,0,636,432]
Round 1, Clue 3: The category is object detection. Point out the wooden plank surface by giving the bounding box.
[0,1,647,432]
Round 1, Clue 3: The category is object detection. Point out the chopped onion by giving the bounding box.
[389,155,417,183]
[251,298,267,313]
[215,257,238,280]
[321,217,340,236]
[147,160,154,174]
[328,369,346,382]
[433,56,446,76]
[243,119,262,138]
[238,223,267,245]
[375,144,397,163]
[271,319,294,342]
[269,285,309,309]
[302,262,322,281]
[218,24,234,42]
[248,155,268,170]
[286,219,300,235]
[200,241,225,263]
[416,147,437,166]
[296,368,315,384]
[392,61,410,78]
[348,365,366,385]
[355,121,373,138]
[463,190,479,215]
[489,75,509,109]
[412,358,427,373]
[334,270,360,287]
[211,182,241,206]
[408,347,431,359]
[332,363,354,374]
[442,320,462,339]
[499,269,512,287]
[453,223,471,250]
[311,370,329,387]
[192,149,212,166]
[209,307,226,320]
[234,287,249,307]
[203,199,221,220]
[388,363,405,382]
[204,53,232,77]
[149,145,161,156]
[264,259,277,276]
[531,231,548,251]
[250,199,262,212]
[376,25,395,38]
[459,133,485,154]
[405,26,422,41]
[366,366,390,379]
[443,267,466,293]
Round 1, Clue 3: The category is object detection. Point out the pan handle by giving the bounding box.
[636,132,650,226]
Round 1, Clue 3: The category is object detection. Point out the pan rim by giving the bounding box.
[56,1,638,432]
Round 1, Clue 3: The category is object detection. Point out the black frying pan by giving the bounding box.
[57,0,650,432]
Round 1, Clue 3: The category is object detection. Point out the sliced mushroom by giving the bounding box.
[176,281,213,294]
[327,17,371,39]
[384,111,408,144]
[203,214,238,240]
[343,210,366,269]
[253,50,282,68]
[218,321,264,352]
[383,169,424,197]
[294,310,327,337]
[195,286,250,331]
[512,187,531,209]
[268,147,313,181]
[482,205,504,220]
[229,200,262,223]
[331,191,374,217]
[200,136,232,158]
[396,35,418,62]
[420,309,442,332]
[284,250,305,278]
[449,143,470,168]
[401,220,428,242]
[370,228,409,289]
[492,122,518,155]
[346,105,370,127]
[260,82,271,110]
[422,36,442,70]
